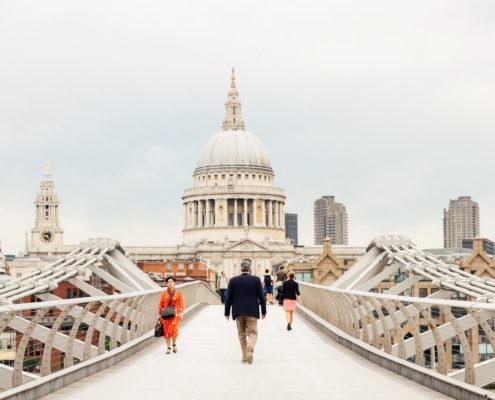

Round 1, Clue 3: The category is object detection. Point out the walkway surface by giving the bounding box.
[41,305,451,400]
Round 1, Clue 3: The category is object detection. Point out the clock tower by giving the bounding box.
[28,162,64,255]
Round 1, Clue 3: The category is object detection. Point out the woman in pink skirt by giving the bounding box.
[281,271,302,331]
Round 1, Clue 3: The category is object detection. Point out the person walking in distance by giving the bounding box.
[224,261,267,364]
[275,265,288,306]
[158,276,184,354]
[217,271,229,304]
[281,271,302,331]
[263,269,274,305]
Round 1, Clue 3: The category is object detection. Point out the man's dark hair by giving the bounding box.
[165,276,176,283]
[279,266,285,270]
[265,269,269,274]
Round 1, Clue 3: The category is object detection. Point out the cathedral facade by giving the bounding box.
[7,71,365,282]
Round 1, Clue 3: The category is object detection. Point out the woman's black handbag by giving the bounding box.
[154,319,164,337]
[160,294,175,320]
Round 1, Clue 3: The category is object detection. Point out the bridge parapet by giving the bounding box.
[0,281,219,397]
[299,282,495,391]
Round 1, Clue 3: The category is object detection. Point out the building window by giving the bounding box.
[245,174,248,179]
[222,174,225,179]
[166,263,172,270]
[214,175,217,179]
[237,174,241,179]
[419,288,428,298]
[188,263,194,270]
[178,263,184,270]
[295,272,312,282]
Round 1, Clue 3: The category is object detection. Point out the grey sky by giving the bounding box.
[1,1,495,254]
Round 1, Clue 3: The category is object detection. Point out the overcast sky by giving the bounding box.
[1,1,494,254]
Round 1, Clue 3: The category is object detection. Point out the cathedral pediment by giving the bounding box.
[224,239,269,252]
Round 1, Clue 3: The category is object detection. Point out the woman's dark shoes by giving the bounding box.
[172,344,177,353]
[287,323,292,331]
[166,347,171,354]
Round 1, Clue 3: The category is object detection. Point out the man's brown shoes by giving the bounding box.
[246,347,253,364]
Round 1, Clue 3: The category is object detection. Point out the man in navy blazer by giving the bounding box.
[225,261,267,364]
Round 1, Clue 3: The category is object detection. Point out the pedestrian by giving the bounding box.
[224,261,267,364]
[275,265,288,283]
[281,271,302,331]
[275,265,288,306]
[217,271,229,304]
[263,269,274,304]
[158,276,184,354]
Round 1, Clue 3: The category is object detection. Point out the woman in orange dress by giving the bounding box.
[158,276,184,354]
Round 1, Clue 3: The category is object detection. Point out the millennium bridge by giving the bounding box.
[0,236,494,400]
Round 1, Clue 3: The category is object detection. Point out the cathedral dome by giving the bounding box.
[195,129,272,172]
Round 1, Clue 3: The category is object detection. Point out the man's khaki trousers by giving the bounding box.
[235,316,258,358]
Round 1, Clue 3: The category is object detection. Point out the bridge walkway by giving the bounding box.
[40,305,451,400]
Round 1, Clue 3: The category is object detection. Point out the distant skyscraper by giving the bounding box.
[443,196,480,248]
[314,196,348,245]
[285,213,298,245]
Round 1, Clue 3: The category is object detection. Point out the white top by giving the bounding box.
[196,129,272,171]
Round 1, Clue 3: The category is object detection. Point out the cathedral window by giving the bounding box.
[214,175,217,179]
[237,174,241,179]
[222,174,225,179]
[245,174,248,179]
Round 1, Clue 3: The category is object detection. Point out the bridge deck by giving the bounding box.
[41,305,450,400]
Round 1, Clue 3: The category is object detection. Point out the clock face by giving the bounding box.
[41,230,54,243]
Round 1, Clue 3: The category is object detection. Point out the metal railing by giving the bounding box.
[299,282,495,388]
[0,281,219,391]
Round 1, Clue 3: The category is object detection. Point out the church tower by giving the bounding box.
[28,162,64,255]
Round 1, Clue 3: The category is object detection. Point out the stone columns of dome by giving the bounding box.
[234,199,238,226]
[212,199,217,227]
[268,201,273,227]
[275,201,280,228]
[198,201,203,227]
[261,199,266,227]
[251,199,256,226]
[193,201,198,227]
[205,200,210,227]
[243,198,248,226]
[281,203,285,229]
